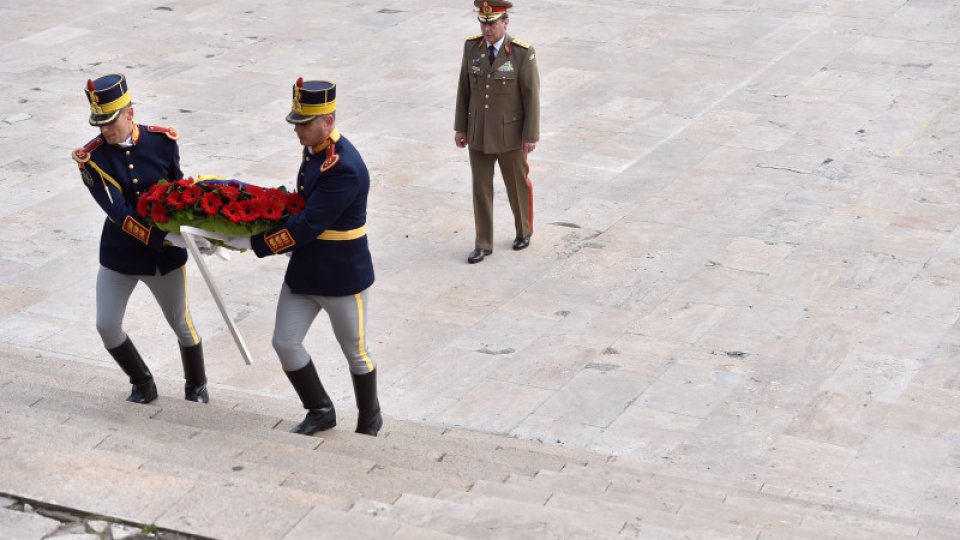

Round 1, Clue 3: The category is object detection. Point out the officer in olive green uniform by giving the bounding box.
[454,0,540,264]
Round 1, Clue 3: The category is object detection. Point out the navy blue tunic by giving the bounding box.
[251,132,375,297]
[75,125,186,276]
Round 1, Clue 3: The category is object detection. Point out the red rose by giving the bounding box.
[222,202,243,224]
[286,193,305,214]
[200,192,222,215]
[152,203,169,223]
[182,185,203,205]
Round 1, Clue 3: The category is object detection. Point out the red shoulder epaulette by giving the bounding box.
[146,125,180,141]
[72,137,103,165]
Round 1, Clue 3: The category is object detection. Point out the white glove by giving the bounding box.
[223,236,252,251]
[167,233,216,255]
[165,233,187,249]
[196,238,217,256]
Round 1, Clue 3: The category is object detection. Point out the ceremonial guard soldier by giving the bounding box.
[454,0,541,263]
[225,78,382,437]
[74,74,210,404]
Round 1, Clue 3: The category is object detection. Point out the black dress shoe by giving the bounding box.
[512,235,531,250]
[127,379,158,404]
[291,407,337,435]
[185,383,209,403]
[467,248,492,264]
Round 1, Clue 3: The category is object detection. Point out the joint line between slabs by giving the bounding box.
[894,94,957,157]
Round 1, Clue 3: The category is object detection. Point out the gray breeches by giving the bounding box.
[95,265,200,349]
[272,283,376,375]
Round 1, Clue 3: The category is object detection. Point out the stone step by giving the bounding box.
[351,492,627,539]
[515,466,739,515]
[0,400,477,539]
[0,435,195,526]
[705,492,922,539]
[0,426,365,540]
[756,481,953,532]
[383,429,575,474]
[0,398,355,502]
[384,420,601,465]
[569,458,764,495]
[284,464,474,505]
[351,495,483,539]
[435,488,630,538]
[1,378,453,510]
[602,458,953,535]
[913,526,960,540]
[0,383,462,508]
[282,504,470,540]
[467,479,764,539]
[152,474,350,540]
[13,343,930,540]
[0,406,472,539]
[0,398,106,449]
[517,466,929,539]
[309,428,568,483]
[464,478,552,506]
[1,349,603,473]
[6,368,572,493]
[584,464,932,537]
[1,351,603,507]
[549,490,764,539]
[514,466,931,540]
[752,512,924,540]
[97,430,374,495]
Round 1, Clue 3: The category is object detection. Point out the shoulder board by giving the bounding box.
[510,38,531,49]
[72,137,103,164]
[146,125,180,141]
[466,34,483,41]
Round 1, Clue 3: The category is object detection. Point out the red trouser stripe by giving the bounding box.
[524,149,533,232]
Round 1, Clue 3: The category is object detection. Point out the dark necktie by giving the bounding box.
[488,45,496,65]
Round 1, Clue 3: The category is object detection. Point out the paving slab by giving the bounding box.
[0,507,61,540]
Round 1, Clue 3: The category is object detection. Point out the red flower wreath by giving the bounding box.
[136,176,306,248]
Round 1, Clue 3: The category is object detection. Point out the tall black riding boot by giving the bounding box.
[107,337,158,404]
[284,360,336,435]
[351,369,382,436]
[180,341,209,403]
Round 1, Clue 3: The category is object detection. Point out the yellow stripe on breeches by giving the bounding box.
[272,284,376,374]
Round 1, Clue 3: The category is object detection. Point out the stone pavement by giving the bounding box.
[1,0,959,535]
